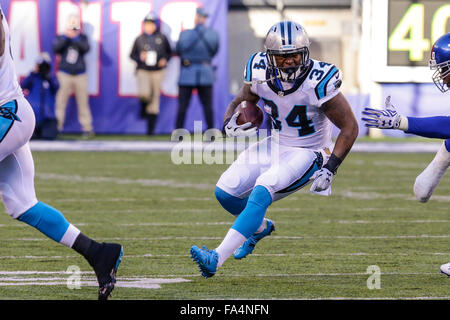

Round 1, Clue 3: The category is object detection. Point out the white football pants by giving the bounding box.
[0,96,38,218]
[216,136,329,202]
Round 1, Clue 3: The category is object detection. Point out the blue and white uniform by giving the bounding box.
[0,7,38,217]
[217,52,343,201]
[0,7,80,247]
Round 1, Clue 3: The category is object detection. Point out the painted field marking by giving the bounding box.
[1,251,449,261]
[34,171,450,203]
[3,234,450,242]
[0,271,189,289]
[4,218,450,229]
[36,173,213,190]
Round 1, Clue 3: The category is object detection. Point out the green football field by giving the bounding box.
[0,149,449,300]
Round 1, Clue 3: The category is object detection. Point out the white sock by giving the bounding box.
[215,228,246,267]
[255,218,267,234]
[60,224,81,248]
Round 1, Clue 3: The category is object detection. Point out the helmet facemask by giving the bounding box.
[429,34,450,93]
[430,59,450,93]
[267,47,310,83]
[264,21,312,86]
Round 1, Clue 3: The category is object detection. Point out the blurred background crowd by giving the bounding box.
[3,0,449,139]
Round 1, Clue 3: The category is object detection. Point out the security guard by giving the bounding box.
[175,7,219,130]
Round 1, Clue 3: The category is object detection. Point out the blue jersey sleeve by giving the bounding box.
[406,116,450,139]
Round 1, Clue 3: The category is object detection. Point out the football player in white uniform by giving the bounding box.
[0,8,122,299]
[190,21,358,278]
[361,33,450,277]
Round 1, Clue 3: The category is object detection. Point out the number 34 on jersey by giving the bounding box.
[243,52,342,149]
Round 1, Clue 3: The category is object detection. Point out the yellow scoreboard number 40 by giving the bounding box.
[388,3,450,62]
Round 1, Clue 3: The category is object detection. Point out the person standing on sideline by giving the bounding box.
[175,7,219,130]
[0,7,123,300]
[52,13,93,138]
[20,53,59,140]
[130,12,172,135]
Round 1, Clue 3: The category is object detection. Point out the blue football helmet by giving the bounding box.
[429,33,450,93]
[264,21,311,83]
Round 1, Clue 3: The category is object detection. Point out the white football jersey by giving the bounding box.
[243,52,342,149]
[0,7,23,107]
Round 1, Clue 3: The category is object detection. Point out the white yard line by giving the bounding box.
[29,140,442,153]
[0,251,449,260]
[34,172,450,203]
[89,219,450,227]
[296,296,450,300]
[0,271,190,289]
[36,173,213,190]
[0,270,441,278]
[3,234,450,241]
[0,270,446,294]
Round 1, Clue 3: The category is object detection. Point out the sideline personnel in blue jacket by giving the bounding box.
[175,7,219,130]
[21,53,59,140]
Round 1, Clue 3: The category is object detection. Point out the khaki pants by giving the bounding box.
[136,69,165,115]
[55,71,93,132]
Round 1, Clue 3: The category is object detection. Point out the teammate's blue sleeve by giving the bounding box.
[406,116,450,139]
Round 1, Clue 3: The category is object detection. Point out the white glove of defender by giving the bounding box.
[361,96,403,129]
[224,112,258,138]
[310,168,333,196]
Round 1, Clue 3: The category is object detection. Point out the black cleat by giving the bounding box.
[91,243,123,300]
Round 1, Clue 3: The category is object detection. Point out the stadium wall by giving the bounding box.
[2,0,229,135]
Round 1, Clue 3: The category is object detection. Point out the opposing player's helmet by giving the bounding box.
[264,21,311,83]
[429,33,450,93]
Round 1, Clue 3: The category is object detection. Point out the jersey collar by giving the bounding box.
[265,61,313,97]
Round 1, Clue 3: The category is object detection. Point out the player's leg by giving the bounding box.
[233,147,323,260]
[190,137,272,277]
[413,140,450,202]
[0,97,123,299]
[441,262,450,276]
[0,142,123,299]
[214,187,248,216]
[215,135,275,222]
[193,138,315,275]
[218,185,273,263]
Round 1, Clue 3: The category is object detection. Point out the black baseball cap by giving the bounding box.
[143,12,157,23]
[196,7,209,17]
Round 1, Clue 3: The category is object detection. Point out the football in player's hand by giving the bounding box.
[236,101,264,128]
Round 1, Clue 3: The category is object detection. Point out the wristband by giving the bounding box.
[398,116,409,131]
[323,153,342,174]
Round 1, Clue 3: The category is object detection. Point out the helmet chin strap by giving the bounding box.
[245,73,282,85]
